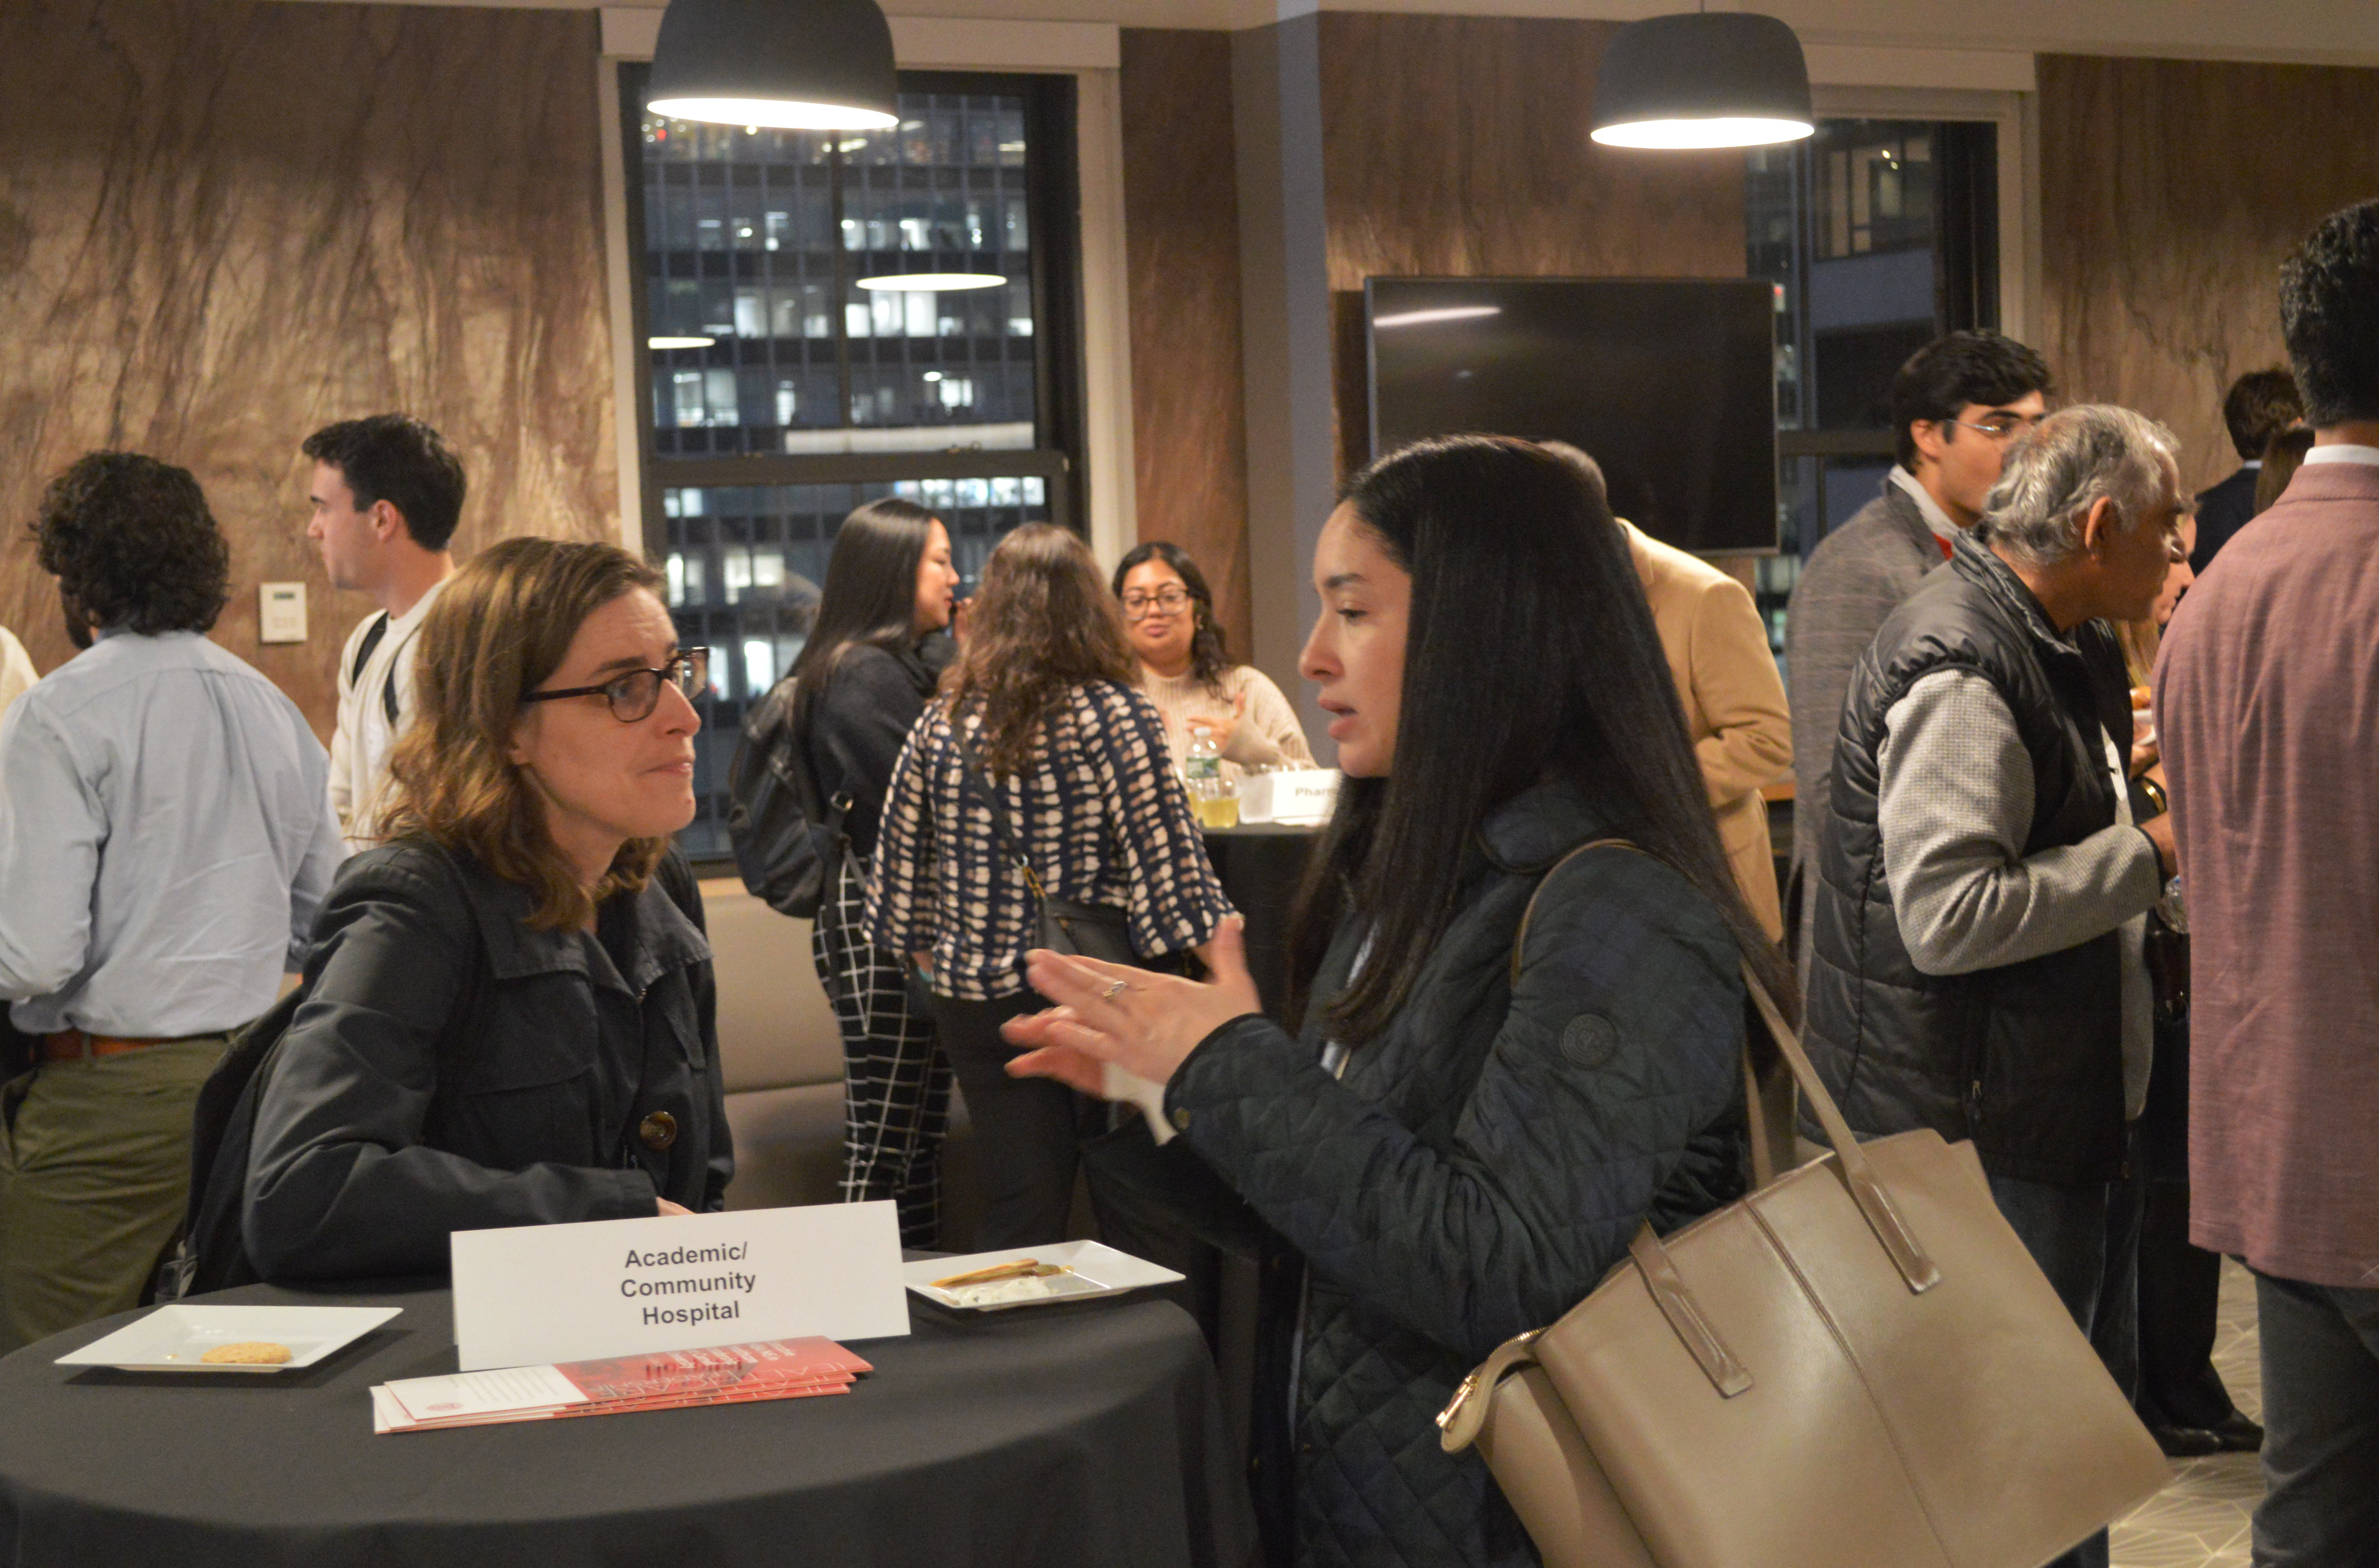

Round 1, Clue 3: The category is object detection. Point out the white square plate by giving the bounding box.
[904,1240,1184,1313]
[55,1305,404,1373]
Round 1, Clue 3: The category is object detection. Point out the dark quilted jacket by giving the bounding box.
[1163,782,1748,1568]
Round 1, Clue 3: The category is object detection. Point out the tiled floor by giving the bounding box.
[2110,1260,2264,1568]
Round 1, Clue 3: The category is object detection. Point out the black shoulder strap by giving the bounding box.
[770,675,853,839]
[952,716,1045,900]
[351,612,391,685]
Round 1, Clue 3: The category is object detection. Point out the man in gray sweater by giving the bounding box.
[1783,331,2054,940]
[1806,406,2187,1568]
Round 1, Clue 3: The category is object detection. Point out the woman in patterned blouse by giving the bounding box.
[866,523,1235,1252]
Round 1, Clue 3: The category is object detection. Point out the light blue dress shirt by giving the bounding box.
[0,630,341,1038]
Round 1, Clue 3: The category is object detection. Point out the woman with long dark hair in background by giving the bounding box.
[786,498,961,1249]
[1110,541,1313,775]
[1004,437,1789,1568]
[867,523,1234,1256]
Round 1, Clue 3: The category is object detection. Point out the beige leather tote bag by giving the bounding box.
[1437,848,2168,1568]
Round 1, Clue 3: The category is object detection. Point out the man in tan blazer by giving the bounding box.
[1542,442,1793,933]
[1618,519,1793,936]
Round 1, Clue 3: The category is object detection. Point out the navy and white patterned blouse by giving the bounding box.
[865,680,1235,1001]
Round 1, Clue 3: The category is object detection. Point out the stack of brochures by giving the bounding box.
[370,1336,873,1433]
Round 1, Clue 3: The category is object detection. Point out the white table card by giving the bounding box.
[449,1201,910,1371]
[1238,768,1339,824]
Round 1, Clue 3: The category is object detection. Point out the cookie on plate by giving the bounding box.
[200,1341,293,1365]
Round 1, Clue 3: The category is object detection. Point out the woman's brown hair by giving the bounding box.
[380,537,670,930]
[942,523,1135,774]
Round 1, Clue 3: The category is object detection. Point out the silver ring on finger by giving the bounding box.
[1100,978,1130,1002]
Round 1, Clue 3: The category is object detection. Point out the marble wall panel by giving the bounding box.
[2039,54,2379,493]
[1120,27,1252,657]
[0,1,616,735]
[1317,13,1748,474]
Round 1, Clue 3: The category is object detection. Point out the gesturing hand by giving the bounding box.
[1002,917,1262,1097]
[1193,690,1252,759]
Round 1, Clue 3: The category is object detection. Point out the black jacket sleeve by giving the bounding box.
[242,856,655,1281]
[1163,848,1745,1361]
[809,645,932,855]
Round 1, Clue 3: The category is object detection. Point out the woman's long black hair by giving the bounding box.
[1110,540,1230,691]
[786,498,936,745]
[1287,435,1797,1043]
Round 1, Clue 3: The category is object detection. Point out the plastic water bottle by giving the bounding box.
[1184,724,1238,829]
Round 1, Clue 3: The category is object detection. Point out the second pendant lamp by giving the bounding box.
[1591,11,1814,150]
[647,0,900,130]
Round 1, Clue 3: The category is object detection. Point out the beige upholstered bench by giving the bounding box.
[700,879,981,1246]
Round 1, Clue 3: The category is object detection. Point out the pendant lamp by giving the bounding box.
[647,0,900,132]
[1590,11,1814,150]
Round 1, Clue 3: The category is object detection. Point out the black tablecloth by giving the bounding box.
[0,1282,1257,1568]
[1201,824,1319,1017]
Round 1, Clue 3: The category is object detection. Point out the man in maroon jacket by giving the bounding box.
[2156,198,2379,1566]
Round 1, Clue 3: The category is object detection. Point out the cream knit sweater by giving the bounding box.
[1135,663,1315,777]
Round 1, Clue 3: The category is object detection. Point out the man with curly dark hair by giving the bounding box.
[0,452,340,1354]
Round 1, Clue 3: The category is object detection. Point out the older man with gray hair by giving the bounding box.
[1802,404,2188,1568]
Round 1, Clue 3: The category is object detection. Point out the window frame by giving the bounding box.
[1748,97,2020,649]
[615,63,1092,536]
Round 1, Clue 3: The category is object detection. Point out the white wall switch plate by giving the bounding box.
[259,582,307,644]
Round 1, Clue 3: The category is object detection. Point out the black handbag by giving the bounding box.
[953,723,1147,969]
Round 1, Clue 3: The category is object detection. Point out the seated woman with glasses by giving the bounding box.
[244,538,729,1281]
[1112,541,1313,776]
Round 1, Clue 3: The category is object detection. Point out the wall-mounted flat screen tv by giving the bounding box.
[1366,277,1779,556]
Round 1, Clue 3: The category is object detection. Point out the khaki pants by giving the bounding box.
[0,1037,225,1355]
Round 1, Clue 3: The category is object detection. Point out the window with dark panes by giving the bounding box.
[621,67,1085,861]
[1745,118,1998,656]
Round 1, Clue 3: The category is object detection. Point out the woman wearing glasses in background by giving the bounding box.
[244,539,730,1281]
[1112,542,1313,776]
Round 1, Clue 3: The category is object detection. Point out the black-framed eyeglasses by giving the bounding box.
[1121,586,1192,619]
[522,648,709,723]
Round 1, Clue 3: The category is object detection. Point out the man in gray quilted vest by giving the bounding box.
[1806,407,2189,1568]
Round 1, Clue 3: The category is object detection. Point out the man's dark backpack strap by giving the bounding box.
[347,612,403,727]
[347,611,405,728]
[350,613,390,685]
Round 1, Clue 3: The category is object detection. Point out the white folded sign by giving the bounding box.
[1238,768,1340,824]
[449,1201,910,1370]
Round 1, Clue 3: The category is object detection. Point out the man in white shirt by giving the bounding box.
[0,454,340,1351]
[302,415,463,853]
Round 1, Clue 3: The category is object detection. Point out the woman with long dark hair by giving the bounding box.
[786,498,960,1248]
[1110,541,1313,774]
[1005,438,1788,1567]
[867,523,1234,1252]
